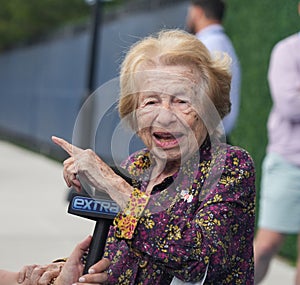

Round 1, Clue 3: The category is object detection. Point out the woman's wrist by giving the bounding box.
[106,175,132,209]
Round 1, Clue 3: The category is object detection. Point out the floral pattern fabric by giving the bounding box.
[104,139,256,284]
[114,188,150,239]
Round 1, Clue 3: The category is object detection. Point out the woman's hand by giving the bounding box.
[53,236,110,285]
[54,236,92,285]
[18,262,63,285]
[52,136,109,193]
[52,136,132,209]
[17,264,37,284]
[17,236,109,285]
[71,258,111,285]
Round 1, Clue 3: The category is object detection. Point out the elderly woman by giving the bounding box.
[52,29,255,284]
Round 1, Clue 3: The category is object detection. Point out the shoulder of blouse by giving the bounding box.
[225,145,255,170]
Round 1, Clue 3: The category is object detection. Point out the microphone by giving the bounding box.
[68,191,119,273]
[67,167,132,274]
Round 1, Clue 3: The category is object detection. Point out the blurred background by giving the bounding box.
[0,0,299,269]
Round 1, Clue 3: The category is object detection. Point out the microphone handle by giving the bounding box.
[83,218,113,274]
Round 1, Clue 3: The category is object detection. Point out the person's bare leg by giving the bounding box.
[254,228,285,284]
[295,234,300,285]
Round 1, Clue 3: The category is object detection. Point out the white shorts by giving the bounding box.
[258,152,300,233]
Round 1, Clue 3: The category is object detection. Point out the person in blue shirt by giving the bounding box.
[186,0,241,142]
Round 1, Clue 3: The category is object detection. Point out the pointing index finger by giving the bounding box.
[51,136,81,156]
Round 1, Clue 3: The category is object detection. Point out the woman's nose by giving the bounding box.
[155,103,177,125]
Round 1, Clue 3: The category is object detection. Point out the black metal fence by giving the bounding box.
[0,1,189,162]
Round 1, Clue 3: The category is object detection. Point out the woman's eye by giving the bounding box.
[173,97,192,111]
[144,99,158,106]
[174,98,189,105]
[146,100,156,105]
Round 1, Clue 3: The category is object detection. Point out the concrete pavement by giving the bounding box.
[0,140,94,272]
[0,140,296,284]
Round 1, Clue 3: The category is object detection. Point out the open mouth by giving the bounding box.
[153,132,183,147]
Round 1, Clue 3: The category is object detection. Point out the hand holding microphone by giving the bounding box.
[52,236,111,285]
[52,136,134,278]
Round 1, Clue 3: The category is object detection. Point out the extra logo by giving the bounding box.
[71,196,120,217]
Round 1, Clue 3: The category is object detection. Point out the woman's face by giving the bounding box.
[135,65,208,165]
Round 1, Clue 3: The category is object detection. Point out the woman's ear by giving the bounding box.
[136,129,141,138]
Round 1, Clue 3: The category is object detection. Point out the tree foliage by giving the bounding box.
[0,0,175,51]
[0,0,91,50]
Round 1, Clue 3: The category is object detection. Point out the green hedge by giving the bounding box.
[224,0,299,264]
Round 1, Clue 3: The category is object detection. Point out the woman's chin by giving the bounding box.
[151,147,181,163]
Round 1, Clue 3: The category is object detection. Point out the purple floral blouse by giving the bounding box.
[103,138,256,284]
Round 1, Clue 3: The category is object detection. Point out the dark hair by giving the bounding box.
[191,0,225,21]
